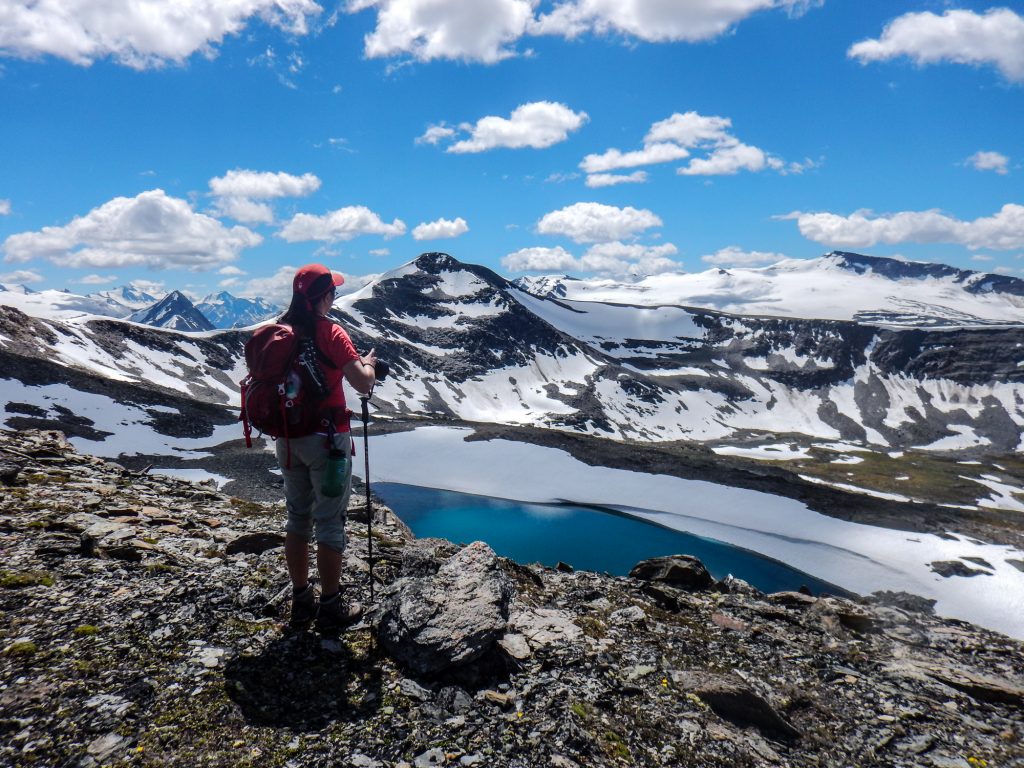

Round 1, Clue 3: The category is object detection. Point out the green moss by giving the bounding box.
[74,624,100,636]
[26,521,47,529]
[602,730,630,760]
[145,562,177,574]
[5,641,37,657]
[0,570,55,588]
[570,701,590,719]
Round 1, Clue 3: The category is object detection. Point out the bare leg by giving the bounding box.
[285,532,310,590]
[317,546,343,596]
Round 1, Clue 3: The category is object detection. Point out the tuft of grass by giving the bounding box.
[74,624,100,637]
[0,570,55,588]
[5,641,38,657]
[570,701,590,719]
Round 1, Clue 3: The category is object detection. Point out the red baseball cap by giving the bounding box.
[293,263,344,300]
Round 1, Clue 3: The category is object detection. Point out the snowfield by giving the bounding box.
[517,254,1024,326]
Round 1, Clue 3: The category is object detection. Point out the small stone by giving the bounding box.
[399,678,432,702]
[350,755,383,768]
[625,665,657,682]
[712,612,749,632]
[767,591,817,608]
[498,632,531,660]
[482,690,514,709]
[87,733,126,761]
[414,747,446,767]
[460,755,484,767]
[609,605,645,625]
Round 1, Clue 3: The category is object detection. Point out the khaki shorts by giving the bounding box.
[276,432,352,553]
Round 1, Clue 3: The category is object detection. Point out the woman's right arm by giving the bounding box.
[343,347,376,394]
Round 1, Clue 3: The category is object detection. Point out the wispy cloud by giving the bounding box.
[965,151,1010,175]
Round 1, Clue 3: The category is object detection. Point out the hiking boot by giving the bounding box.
[289,582,317,629]
[316,592,363,635]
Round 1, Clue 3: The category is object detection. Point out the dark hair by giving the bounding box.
[280,293,318,337]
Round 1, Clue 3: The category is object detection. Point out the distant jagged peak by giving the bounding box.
[128,290,214,332]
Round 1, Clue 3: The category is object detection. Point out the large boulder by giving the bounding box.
[629,555,713,591]
[375,541,513,676]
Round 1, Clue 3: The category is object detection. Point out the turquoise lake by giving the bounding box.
[373,482,848,596]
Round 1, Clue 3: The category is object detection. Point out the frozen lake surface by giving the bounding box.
[357,426,1024,639]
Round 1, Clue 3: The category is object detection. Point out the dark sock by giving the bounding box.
[293,581,311,595]
[321,591,339,603]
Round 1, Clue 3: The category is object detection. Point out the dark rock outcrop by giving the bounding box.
[628,554,714,591]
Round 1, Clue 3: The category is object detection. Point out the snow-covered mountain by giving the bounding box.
[333,252,1023,450]
[1,250,1022,459]
[0,284,133,320]
[515,252,1024,328]
[128,291,215,332]
[88,284,160,312]
[195,291,278,329]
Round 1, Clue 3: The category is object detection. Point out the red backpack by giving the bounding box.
[239,324,330,451]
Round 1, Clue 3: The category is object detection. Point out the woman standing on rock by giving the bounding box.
[278,263,376,634]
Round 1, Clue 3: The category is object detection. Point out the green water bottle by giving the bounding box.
[321,448,348,497]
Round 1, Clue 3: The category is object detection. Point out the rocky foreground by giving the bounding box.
[1,429,1023,768]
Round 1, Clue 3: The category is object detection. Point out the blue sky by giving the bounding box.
[0,0,1022,302]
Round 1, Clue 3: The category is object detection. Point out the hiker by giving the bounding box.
[278,263,376,633]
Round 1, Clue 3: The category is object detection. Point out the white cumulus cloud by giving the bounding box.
[678,142,769,176]
[348,0,535,63]
[848,8,1024,83]
[531,0,819,43]
[502,241,680,277]
[436,102,588,153]
[0,199,10,216]
[348,0,817,61]
[0,269,44,284]
[412,217,469,240]
[502,246,578,272]
[277,206,407,242]
[0,0,323,69]
[536,202,662,243]
[209,169,321,224]
[584,171,648,188]
[966,151,1010,175]
[209,170,321,199]
[1,189,261,270]
[784,204,1024,251]
[213,198,276,225]
[702,246,787,267]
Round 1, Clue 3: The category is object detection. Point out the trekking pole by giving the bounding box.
[360,392,374,602]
